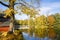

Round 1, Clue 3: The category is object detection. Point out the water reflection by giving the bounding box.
[23,32,49,40]
[22,28,57,40]
[0,29,59,40]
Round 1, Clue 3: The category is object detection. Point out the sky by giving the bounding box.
[40,0,60,16]
[0,0,60,20]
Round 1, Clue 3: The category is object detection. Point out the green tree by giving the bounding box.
[53,13,60,40]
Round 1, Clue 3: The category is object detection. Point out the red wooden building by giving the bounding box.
[0,14,10,32]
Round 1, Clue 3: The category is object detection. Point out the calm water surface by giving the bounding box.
[22,32,49,40]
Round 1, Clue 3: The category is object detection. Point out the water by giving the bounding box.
[22,32,49,40]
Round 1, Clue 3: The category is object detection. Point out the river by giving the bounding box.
[22,32,49,40]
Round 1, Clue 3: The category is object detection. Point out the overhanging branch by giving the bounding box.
[14,3,26,6]
[0,1,35,9]
[0,1,9,7]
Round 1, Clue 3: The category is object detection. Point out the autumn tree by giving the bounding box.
[53,13,60,40]
[0,0,17,32]
[0,0,39,32]
[34,15,48,38]
[47,15,57,40]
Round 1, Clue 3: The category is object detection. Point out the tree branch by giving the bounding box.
[14,3,26,6]
[0,1,9,7]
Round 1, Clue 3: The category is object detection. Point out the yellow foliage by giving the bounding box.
[34,15,46,25]
[48,28,56,38]
[20,6,38,16]
[47,16,55,25]
[34,25,47,38]
[2,32,7,36]
[33,15,48,38]
[3,8,16,18]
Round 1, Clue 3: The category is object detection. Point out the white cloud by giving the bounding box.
[49,2,60,9]
[37,7,52,16]
[37,2,60,16]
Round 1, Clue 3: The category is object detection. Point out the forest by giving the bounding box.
[0,0,60,40]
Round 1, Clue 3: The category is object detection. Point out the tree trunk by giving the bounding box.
[9,0,15,32]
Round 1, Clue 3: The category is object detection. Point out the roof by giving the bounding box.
[0,14,10,26]
[0,14,10,22]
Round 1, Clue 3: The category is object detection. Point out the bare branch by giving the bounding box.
[14,3,26,6]
[0,1,9,7]
[14,2,34,9]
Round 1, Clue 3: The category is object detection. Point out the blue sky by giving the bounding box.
[0,0,60,20]
[40,0,60,16]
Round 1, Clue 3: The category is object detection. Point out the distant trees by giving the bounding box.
[47,15,56,40]
[1,0,60,40]
[53,13,60,40]
[26,13,60,40]
[16,13,60,40]
[34,15,47,38]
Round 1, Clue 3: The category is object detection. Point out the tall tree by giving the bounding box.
[53,13,60,40]
[47,15,56,40]
[34,15,48,38]
[0,0,15,32]
[0,0,38,32]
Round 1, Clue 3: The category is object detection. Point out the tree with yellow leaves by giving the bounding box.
[47,15,56,40]
[0,0,38,32]
[47,16,55,25]
[34,15,48,38]
[20,6,38,16]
